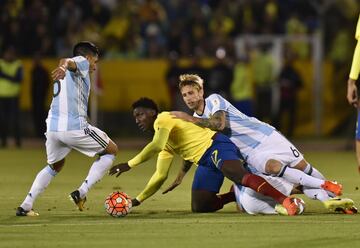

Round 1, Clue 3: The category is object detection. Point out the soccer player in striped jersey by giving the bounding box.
[170,74,354,213]
[347,14,360,173]
[16,41,118,216]
[109,97,304,215]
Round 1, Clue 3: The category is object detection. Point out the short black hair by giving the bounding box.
[73,41,99,57]
[132,97,159,113]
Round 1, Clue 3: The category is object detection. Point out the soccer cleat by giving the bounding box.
[323,198,354,212]
[69,190,87,211]
[275,204,289,215]
[282,197,300,216]
[321,181,342,196]
[336,206,358,215]
[16,207,39,217]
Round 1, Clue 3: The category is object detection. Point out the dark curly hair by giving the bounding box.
[132,97,159,113]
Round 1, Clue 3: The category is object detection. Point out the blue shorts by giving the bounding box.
[192,133,243,192]
[356,110,360,140]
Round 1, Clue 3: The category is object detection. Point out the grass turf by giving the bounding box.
[0,148,360,248]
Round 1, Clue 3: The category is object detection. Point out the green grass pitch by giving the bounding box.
[0,148,360,248]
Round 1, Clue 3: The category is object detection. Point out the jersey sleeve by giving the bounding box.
[154,112,176,132]
[355,14,360,40]
[207,94,229,114]
[72,56,89,78]
[128,127,170,167]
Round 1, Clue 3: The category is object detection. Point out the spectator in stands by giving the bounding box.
[252,43,275,123]
[273,50,303,138]
[230,53,254,117]
[207,47,233,99]
[0,46,23,148]
[31,52,50,138]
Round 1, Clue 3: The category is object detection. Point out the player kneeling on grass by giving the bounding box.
[109,97,304,215]
[16,41,118,217]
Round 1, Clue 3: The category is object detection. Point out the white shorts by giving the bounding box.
[246,131,304,174]
[45,124,110,164]
[234,174,294,215]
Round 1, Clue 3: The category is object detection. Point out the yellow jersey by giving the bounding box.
[128,112,216,167]
[127,112,217,202]
[156,112,216,164]
[356,14,360,41]
[350,14,360,80]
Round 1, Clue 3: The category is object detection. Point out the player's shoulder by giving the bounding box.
[207,93,227,102]
[157,111,171,119]
[206,93,228,107]
[156,112,173,123]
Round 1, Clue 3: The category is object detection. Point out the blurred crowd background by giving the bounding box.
[0,0,359,147]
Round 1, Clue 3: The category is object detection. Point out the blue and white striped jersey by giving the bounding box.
[46,56,91,132]
[194,94,275,160]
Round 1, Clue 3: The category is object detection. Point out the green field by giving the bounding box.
[1,148,360,248]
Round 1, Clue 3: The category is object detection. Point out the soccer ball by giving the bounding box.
[104,191,132,217]
[294,197,306,215]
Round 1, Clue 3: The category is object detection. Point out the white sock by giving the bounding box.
[20,165,57,211]
[304,164,325,179]
[78,154,115,198]
[281,166,325,188]
[302,187,330,202]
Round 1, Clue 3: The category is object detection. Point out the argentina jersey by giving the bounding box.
[46,56,90,131]
[194,94,275,160]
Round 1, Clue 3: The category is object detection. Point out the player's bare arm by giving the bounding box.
[171,110,226,131]
[347,78,358,107]
[51,58,77,81]
[162,160,193,194]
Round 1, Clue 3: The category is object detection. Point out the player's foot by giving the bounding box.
[275,204,289,215]
[69,190,87,211]
[335,206,358,214]
[16,207,39,217]
[282,197,304,216]
[323,198,354,212]
[321,181,342,196]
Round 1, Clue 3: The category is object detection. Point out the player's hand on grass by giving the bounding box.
[131,198,141,207]
[170,111,194,122]
[109,163,131,177]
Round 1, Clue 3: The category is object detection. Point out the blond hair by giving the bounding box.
[178,74,204,90]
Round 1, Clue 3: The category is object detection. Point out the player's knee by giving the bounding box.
[292,159,307,171]
[191,202,211,213]
[265,159,282,175]
[52,159,65,172]
[106,140,118,155]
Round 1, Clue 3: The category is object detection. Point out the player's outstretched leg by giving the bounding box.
[220,160,302,215]
[16,164,59,217]
[70,154,115,211]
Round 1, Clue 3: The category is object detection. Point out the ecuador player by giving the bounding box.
[109,98,303,215]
